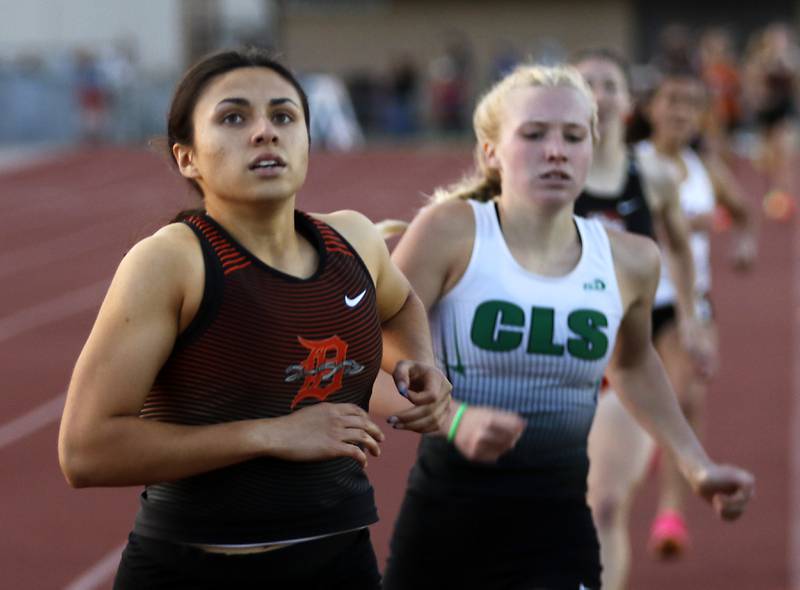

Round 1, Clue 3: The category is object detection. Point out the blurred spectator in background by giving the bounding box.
[383,54,420,137]
[428,31,473,135]
[699,26,743,163]
[653,23,696,72]
[74,48,110,143]
[100,38,141,144]
[531,36,568,66]
[3,54,48,141]
[489,39,520,82]
[743,22,800,219]
[346,71,381,135]
[302,72,364,150]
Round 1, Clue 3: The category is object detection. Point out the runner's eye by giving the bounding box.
[221,112,245,125]
[521,130,545,140]
[272,112,294,125]
[565,131,587,143]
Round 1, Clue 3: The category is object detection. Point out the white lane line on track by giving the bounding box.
[63,543,126,590]
[0,146,59,174]
[0,393,66,450]
[0,279,108,344]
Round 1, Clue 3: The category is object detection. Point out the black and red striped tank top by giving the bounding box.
[133,211,382,544]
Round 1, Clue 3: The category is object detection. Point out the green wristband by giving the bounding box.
[447,402,468,442]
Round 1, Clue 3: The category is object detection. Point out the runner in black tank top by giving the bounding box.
[133,211,383,546]
[58,49,499,590]
[574,50,714,590]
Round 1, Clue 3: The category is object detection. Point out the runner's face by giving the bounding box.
[576,58,630,137]
[178,67,309,206]
[649,77,706,146]
[487,85,593,208]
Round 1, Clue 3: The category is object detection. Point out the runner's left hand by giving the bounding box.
[387,360,452,434]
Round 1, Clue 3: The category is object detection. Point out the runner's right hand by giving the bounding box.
[452,407,525,463]
[266,403,384,468]
[691,462,755,520]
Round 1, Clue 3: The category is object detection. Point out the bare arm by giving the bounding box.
[390,200,475,310]
[390,200,525,460]
[703,153,758,270]
[606,231,754,518]
[323,210,452,431]
[322,209,439,367]
[640,154,715,375]
[640,150,699,325]
[58,227,383,487]
[607,232,709,472]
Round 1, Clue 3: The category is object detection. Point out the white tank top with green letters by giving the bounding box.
[429,199,624,469]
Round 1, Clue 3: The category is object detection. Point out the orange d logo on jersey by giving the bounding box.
[285,335,364,409]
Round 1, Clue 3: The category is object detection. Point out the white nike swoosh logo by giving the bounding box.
[345,289,367,307]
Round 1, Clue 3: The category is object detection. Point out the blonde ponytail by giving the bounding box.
[375,218,410,239]
[429,144,501,204]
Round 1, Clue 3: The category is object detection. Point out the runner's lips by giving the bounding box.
[539,170,571,180]
[248,154,287,170]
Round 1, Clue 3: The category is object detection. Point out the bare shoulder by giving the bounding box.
[109,222,203,315]
[412,198,475,236]
[314,208,378,245]
[636,144,679,182]
[390,198,477,302]
[314,201,476,271]
[395,198,476,264]
[395,198,476,267]
[637,148,680,207]
[150,221,202,250]
[312,209,385,276]
[606,227,661,305]
[607,227,660,278]
[316,200,475,239]
[125,222,201,278]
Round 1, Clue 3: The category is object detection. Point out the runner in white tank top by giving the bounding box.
[639,140,715,304]
[430,200,623,467]
[586,70,757,581]
[380,63,753,590]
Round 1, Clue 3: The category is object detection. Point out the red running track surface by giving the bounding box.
[0,146,792,589]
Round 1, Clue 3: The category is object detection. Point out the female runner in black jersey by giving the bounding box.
[573,49,706,590]
[57,48,518,589]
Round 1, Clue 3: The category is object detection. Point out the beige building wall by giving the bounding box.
[284,0,634,82]
[0,0,183,74]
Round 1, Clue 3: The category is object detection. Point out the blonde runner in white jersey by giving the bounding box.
[429,199,623,469]
[384,63,754,590]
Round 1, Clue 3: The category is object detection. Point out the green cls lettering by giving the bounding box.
[470,300,608,360]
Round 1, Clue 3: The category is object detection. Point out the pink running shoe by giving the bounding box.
[649,510,689,559]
